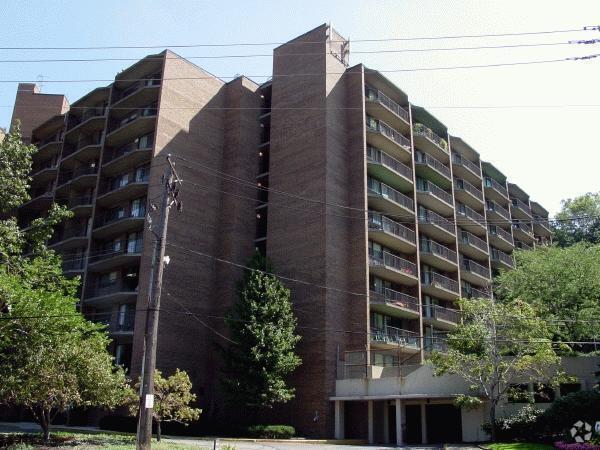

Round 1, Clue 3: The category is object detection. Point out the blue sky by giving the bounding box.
[1,0,599,214]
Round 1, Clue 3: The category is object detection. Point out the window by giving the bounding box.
[137,132,154,149]
[130,198,146,217]
[114,343,132,373]
[127,232,141,253]
[99,271,118,288]
[135,165,150,182]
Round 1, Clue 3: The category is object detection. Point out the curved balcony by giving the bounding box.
[34,134,63,160]
[368,212,416,254]
[366,116,412,162]
[93,208,146,239]
[419,238,457,271]
[96,176,149,207]
[452,153,481,183]
[364,85,411,134]
[84,279,139,307]
[488,224,514,252]
[458,229,489,260]
[105,105,157,148]
[49,226,90,250]
[370,288,420,319]
[88,238,143,272]
[415,150,451,188]
[102,142,153,176]
[423,304,460,330]
[65,195,94,217]
[31,164,58,187]
[62,257,86,274]
[370,326,420,352]
[112,77,161,110]
[418,207,455,243]
[64,109,107,141]
[55,165,99,193]
[412,123,449,161]
[416,179,454,216]
[459,255,491,285]
[457,202,487,235]
[511,198,533,220]
[512,221,535,243]
[90,309,135,335]
[366,146,413,191]
[61,138,102,168]
[21,188,53,211]
[368,249,418,286]
[454,178,484,209]
[421,272,459,301]
[484,177,509,202]
[367,177,414,218]
[491,247,514,270]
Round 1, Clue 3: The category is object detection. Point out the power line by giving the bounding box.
[0,26,591,50]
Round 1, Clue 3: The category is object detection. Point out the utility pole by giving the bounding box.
[136,154,182,450]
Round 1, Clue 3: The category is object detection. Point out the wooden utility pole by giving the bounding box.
[136,154,182,450]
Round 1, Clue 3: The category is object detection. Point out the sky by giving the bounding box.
[1,0,599,215]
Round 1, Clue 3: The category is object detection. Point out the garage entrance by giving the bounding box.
[426,404,462,443]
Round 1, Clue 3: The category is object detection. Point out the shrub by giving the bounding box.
[542,389,600,434]
[482,405,545,441]
[246,425,295,439]
[554,442,600,450]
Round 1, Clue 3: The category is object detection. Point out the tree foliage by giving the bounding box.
[495,244,600,346]
[0,124,37,211]
[430,297,562,442]
[129,369,201,441]
[221,253,301,410]
[553,192,600,247]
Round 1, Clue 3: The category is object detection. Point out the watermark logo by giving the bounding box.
[570,420,592,443]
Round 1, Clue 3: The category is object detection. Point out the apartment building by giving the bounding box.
[10,24,561,444]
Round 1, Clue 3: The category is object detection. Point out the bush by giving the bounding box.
[246,425,295,439]
[554,442,600,450]
[483,405,545,441]
[542,389,600,433]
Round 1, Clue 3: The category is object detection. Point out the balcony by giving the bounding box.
[93,207,146,239]
[460,256,491,285]
[366,116,412,162]
[412,123,449,161]
[533,215,551,237]
[61,137,102,168]
[512,221,535,243]
[456,202,487,234]
[414,150,452,188]
[65,108,107,139]
[370,288,420,319]
[62,257,85,274]
[416,179,454,215]
[515,240,533,251]
[34,133,63,159]
[88,238,144,272]
[65,194,94,217]
[112,76,161,110]
[419,238,457,271]
[486,200,511,224]
[368,212,416,254]
[484,177,509,202]
[102,140,153,176]
[364,85,410,134]
[511,198,533,220]
[418,207,456,243]
[30,160,58,185]
[421,272,460,300]
[56,165,98,192]
[21,188,53,211]
[49,226,90,250]
[368,249,418,286]
[366,146,413,191]
[462,283,492,299]
[491,247,514,270]
[452,153,481,182]
[84,279,139,307]
[367,177,414,218]
[488,224,514,252]
[458,229,489,259]
[423,305,460,330]
[90,309,135,334]
[105,105,158,148]
[96,174,149,207]
[454,178,484,209]
[371,326,420,352]
[425,336,449,353]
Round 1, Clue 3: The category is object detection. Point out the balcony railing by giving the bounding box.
[460,256,491,279]
[415,150,451,179]
[27,188,54,202]
[452,154,481,177]
[533,215,551,231]
[62,257,85,271]
[57,165,98,186]
[484,177,508,198]
[368,212,416,244]
[457,203,486,225]
[511,198,532,216]
[50,226,89,244]
[454,178,483,201]
[371,326,420,349]
[103,139,154,165]
[459,230,488,252]
[421,271,459,293]
[369,249,417,277]
[85,279,138,299]
[512,221,533,235]
[370,288,419,313]
[99,172,149,196]
[488,225,513,244]
[515,241,533,250]
[67,107,106,130]
[425,337,448,353]
[95,206,146,228]
[31,160,58,176]
[463,283,492,299]
[115,310,136,332]
[118,76,161,101]
[412,123,448,153]
[425,304,460,324]
[420,238,457,263]
[486,200,511,220]
[109,105,157,133]
[367,146,413,180]
[417,179,453,205]
[36,132,64,148]
[365,86,410,122]
[62,136,103,158]
[418,208,455,234]
[491,248,514,267]
[367,177,414,211]
[366,117,411,149]
[89,238,144,264]
[66,194,94,209]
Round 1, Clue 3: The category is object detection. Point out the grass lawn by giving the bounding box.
[0,431,209,449]
[488,443,553,450]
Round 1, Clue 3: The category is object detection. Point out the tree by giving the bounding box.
[129,369,201,441]
[553,192,600,247]
[0,127,130,440]
[221,253,301,410]
[495,244,600,347]
[429,297,562,442]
